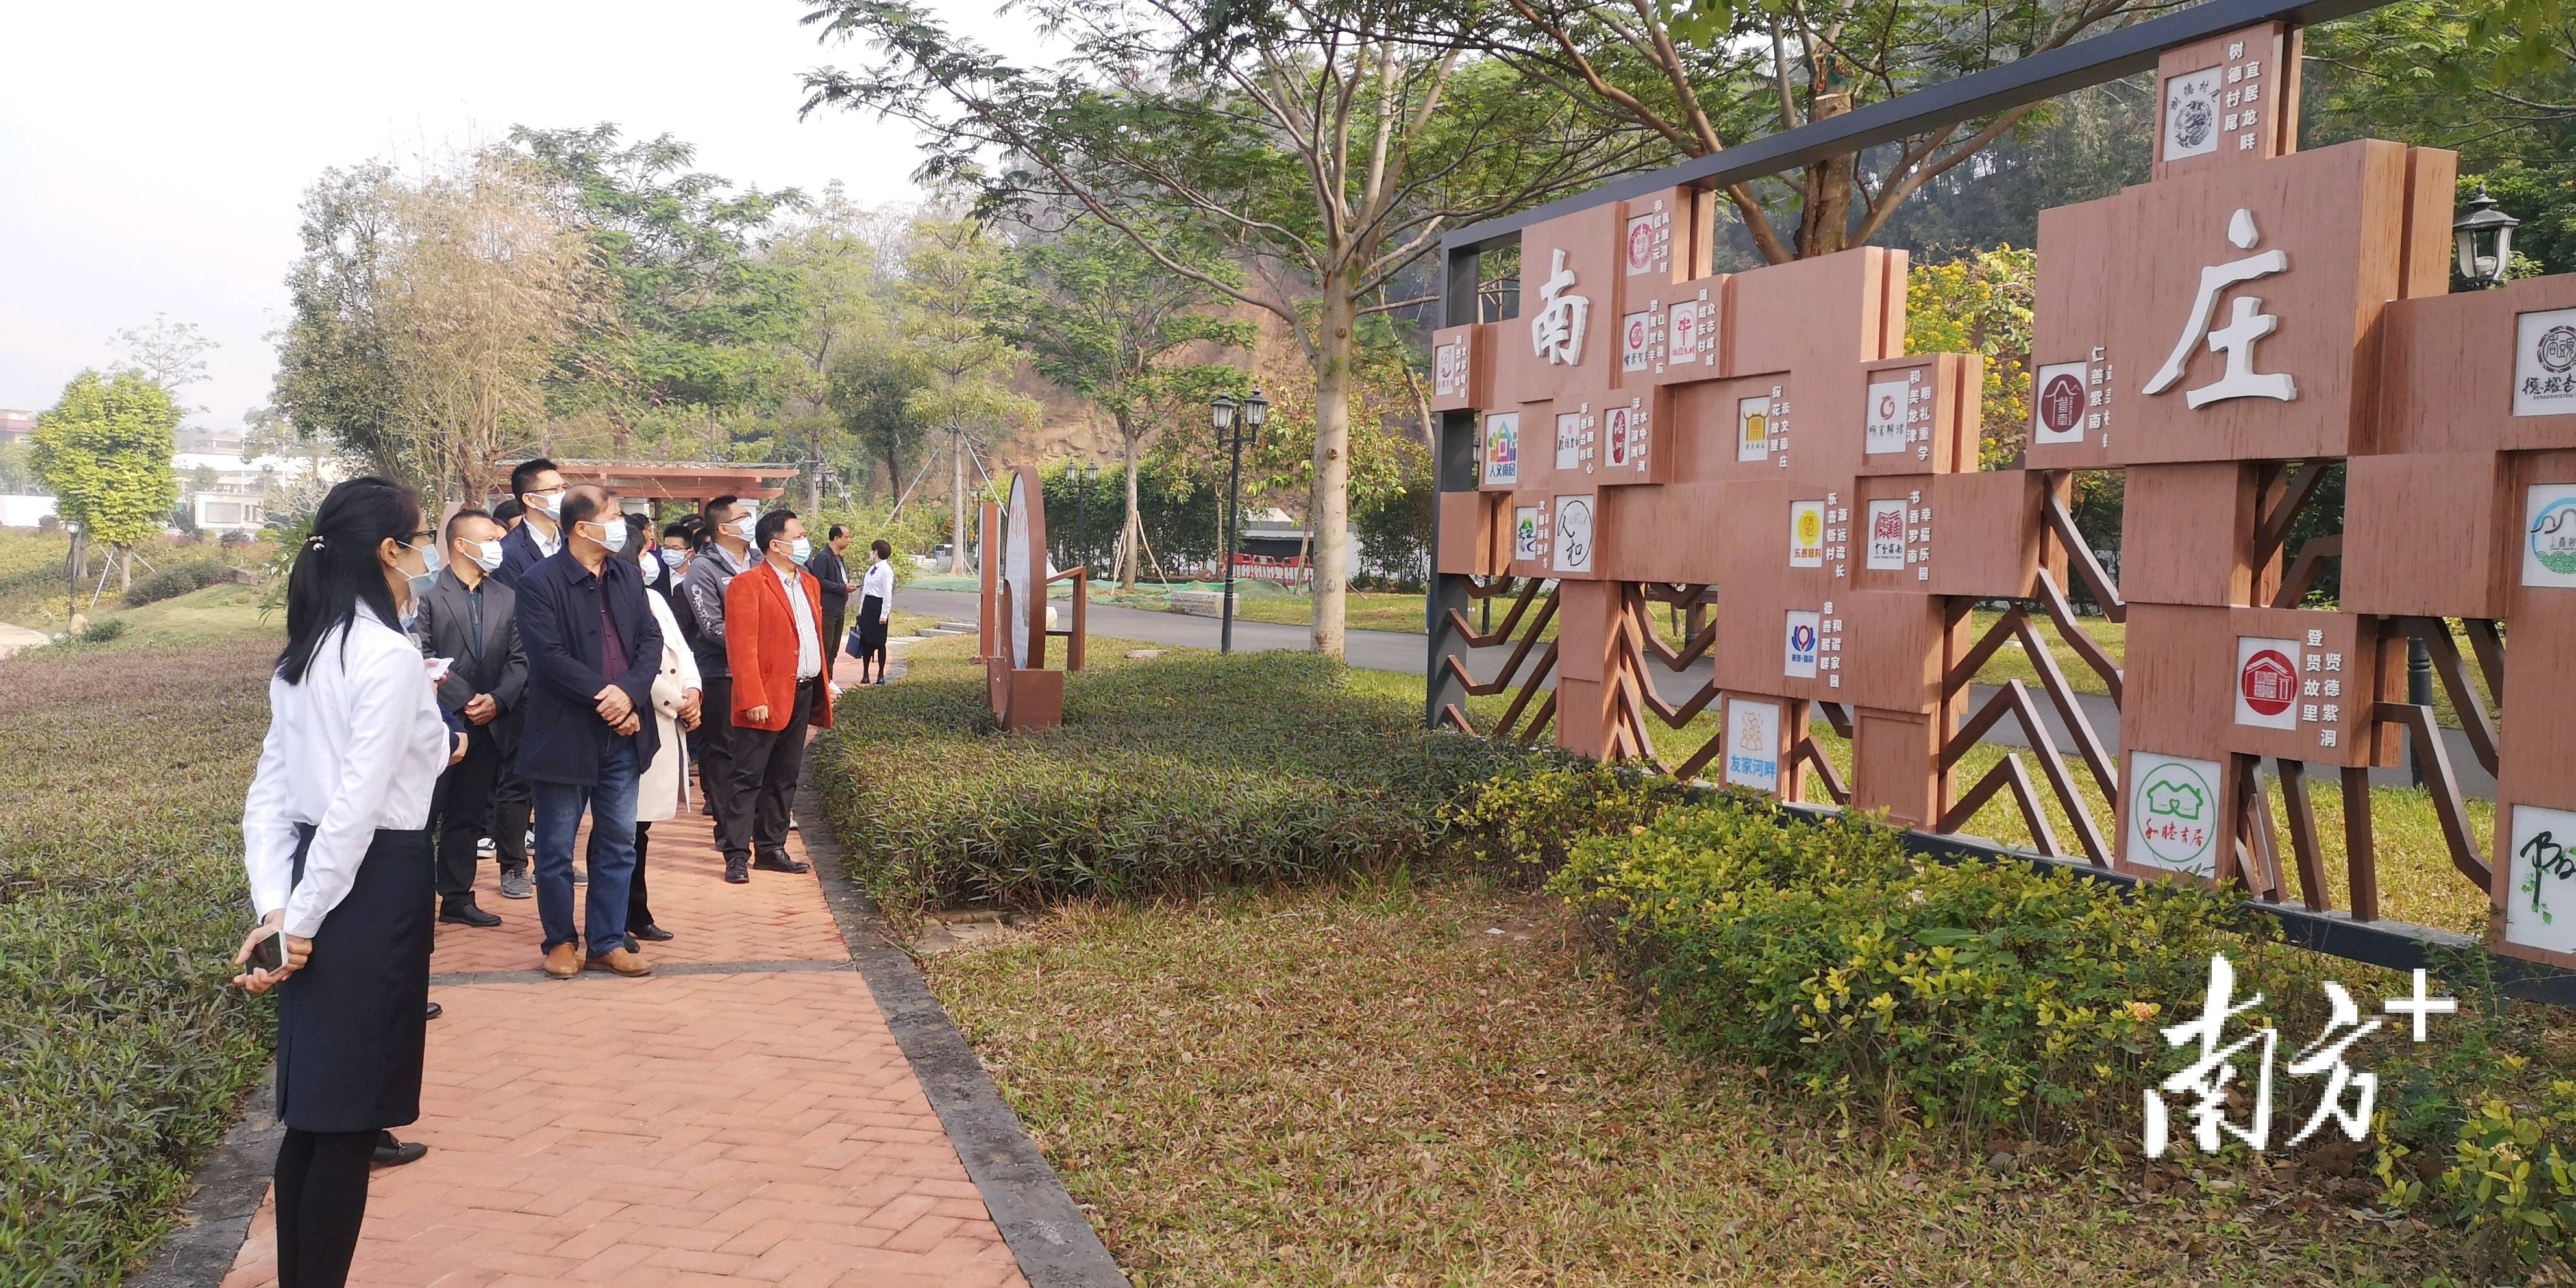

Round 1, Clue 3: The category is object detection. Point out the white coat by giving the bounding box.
[638,587,702,824]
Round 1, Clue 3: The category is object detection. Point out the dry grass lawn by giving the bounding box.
[927,876,2481,1287]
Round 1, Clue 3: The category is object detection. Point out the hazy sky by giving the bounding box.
[0,0,1044,429]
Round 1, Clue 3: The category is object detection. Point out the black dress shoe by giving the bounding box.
[630,923,674,942]
[724,856,750,884]
[439,901,502,928]
[425,1002,443,1021]
[373,1132,427,1168]
[752,854,811,874]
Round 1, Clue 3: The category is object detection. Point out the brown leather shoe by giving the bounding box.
[584,947,652,977]
[542,942,580,979]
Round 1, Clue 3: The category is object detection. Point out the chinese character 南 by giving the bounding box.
[2147,952,2276,1156]
[1530,248,1590,366]
[2144,208,2299,409]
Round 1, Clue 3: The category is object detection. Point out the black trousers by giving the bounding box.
[632,821,655,928]
[821,606,846,683]
[716,679,815,861]
[692,674,734,820]
[427,722,502,903]
[483,714,530,874]
[274,1127,373,1288]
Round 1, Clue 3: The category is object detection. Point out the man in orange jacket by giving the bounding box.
[717,507,834,884]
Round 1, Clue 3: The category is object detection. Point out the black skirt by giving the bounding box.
[275,823,431,1132]
[855,595,889,651]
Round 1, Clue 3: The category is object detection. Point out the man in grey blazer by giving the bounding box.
[414,507,529,927]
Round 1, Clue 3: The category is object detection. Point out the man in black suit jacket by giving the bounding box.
[808,524,858,684]
[413,508,528,928]
[514,485,663,979]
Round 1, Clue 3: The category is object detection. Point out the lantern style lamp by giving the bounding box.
[2454,186,2520,287]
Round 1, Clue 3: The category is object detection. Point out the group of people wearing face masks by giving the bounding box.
[230,462,874,1285]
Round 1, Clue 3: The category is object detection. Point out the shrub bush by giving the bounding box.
[815,638,1524,921]
[123,560,234,608]
[0,641,276,1277]
[1442,756,1698,883]
[1549,795,2301,1142]
[79,617,127,643]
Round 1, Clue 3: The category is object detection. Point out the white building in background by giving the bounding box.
[174,450,341,533]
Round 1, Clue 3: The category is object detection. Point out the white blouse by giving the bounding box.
[861,560,894,615]
[240,604,451,937]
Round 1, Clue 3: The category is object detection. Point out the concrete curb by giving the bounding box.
[130,1073,284,1288]
[795,760,1132,1288]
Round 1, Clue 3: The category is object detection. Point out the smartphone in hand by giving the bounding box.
[249,926,286,973]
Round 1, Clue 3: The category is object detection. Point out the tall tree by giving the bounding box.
[2309,0,2576,278]
[801,0,1650,656]
[33,371,179,592]
[273,155,606,498]
[984,222,1252,587]
[505,125,806,443]
[272,163,410,477]
[108,313,218,410]
[767,183,900,508]
[1415,0,2174,260]
[825,328,933,501]
[897,213,1039,573]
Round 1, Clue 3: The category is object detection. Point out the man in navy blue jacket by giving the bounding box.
[491,458,565,591]
[513,484,663,979]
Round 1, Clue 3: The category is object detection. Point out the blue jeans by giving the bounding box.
[530,737,639,956]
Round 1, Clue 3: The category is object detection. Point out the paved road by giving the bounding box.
[895,586,2495,797]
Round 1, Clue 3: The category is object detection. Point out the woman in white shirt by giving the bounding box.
[852,538,895,685]
[233,476,462,1288]
[625,514,702,948]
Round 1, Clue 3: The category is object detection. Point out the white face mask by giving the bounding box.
[587,518,628,554]
[787,536,813,565]
[639,552,662,584]
[527,489,565,519]
[729,515,756,541]
[464,538,504,573]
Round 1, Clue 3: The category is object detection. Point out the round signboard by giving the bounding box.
[2136,760,2216,870]
[2238,647,2297,717]
[2038,371,2085,436]
[2534,496,2576,576]
[1000,466,1050,669]
[2542,325,2576,375]
[1794,507,1822,549]
[1627,221,1651,269]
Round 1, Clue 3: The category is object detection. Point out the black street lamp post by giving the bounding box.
[1212,388,1267,654]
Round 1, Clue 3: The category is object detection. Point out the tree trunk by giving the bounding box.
[118,547,132,592]
[948,428,970,576]
[1119,430,1143,590]
[806,433,824,515]
[1309,282,1354,660]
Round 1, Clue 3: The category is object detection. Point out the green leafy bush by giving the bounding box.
[1550,795,2287,1142]
[122,559,234,608]
[815,638,1523,921]
[78,617,127,643]
[1442,757,1696,882]
[0,641,275,1280]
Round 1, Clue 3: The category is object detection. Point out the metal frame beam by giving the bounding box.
[1437,0,2385,261]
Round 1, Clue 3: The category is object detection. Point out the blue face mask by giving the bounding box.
[402,536,442,606]
[788,536,813,565]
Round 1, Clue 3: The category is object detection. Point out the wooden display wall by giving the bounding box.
[1426,21,2576,968]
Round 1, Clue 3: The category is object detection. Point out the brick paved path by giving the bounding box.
[222,657,1027,1288]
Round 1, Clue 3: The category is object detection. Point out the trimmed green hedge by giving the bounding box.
[0,642,275,1282]
[122,560,235,608]
[815,638,1522,920]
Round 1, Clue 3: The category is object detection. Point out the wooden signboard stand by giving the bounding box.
[1425,14,2576,969]
[979,464,1087,731]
